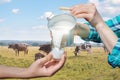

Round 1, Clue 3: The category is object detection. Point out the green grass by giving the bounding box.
[0,46,120,80]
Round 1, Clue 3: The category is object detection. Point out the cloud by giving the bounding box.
[89,0,99,6]
[0,18,5,23]
[0,0,11,4]
[44,12,54,18]
[103,17,110,21]
[39,16,44,20]
[109,0,120,4]
[88,0,120,18]
[12,8,20,14]
[39,11,54,20]
[32,25,48,30]
[74,36,85,44]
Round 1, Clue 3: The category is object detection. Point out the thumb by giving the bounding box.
[39,53,53,66]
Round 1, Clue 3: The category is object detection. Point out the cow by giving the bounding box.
[39,44,52,54]
[34,52,45,61]
[34,44,52,61]
[74,42,92,56]
[103,45,109,53]
[74,46,80,56]
[8,43,28,56]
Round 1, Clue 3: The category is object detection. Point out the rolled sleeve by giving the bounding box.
[108,38,120,68]
[85,23,102,43]
[85,15,120,43]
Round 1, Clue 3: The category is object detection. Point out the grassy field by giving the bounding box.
[0,46,120,80]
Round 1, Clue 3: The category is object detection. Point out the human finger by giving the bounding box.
[39,53,53,66]
[70,3,96,21]
[73,13,94,21]
[45,52,66,75]
[71,5,88,14]
[44,60,58,68]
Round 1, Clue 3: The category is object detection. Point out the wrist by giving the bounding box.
[95,22,106,31]
[90,11,104,28]
[0,66,31,78]
[18,68,33,78]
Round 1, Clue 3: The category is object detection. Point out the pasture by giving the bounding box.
[0,46,120,80]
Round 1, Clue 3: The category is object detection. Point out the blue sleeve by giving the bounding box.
[85,15,120,43]
[84,15,120,68]
[108,38,120,68]
[105,15,120,38]
[85,23,101,43]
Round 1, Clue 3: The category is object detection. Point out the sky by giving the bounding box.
[0,0,120,42]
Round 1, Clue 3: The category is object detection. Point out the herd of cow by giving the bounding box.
[74,42,92,56]
[8,42,108,61]
[8,43,52,61]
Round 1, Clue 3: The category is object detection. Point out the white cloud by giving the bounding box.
[89,0,99,6]
[88,0,120,18]
[44,12,54,18]
[39,16,44,20]
[74,36,85,44]
[107,0,120,5]
[0,0,11,4]
[12,8,20,14]
[32,25,48,30]
[103,17,110,21]
[0,18,5,23]
[39,12,54,20]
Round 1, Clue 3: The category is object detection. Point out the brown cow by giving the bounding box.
[8,43,28,56]
[34,52,45,61]
[39,44,52,54]
[103,45,109,53]
[74,42,92,56]
[74,46,80,56]
[34,44,52,61]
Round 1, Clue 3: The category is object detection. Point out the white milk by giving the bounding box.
[50,21,75,59]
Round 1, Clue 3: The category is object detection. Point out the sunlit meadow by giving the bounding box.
[0,46,120,80]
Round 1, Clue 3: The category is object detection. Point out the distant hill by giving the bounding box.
[73,41,104,47]
[0,40,104,47]
[0,40,51,46]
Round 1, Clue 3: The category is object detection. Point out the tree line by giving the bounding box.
[0,40,50,46]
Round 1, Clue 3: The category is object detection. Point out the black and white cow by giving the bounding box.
[74,42,92,56]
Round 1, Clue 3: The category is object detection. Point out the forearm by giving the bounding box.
[76,22,118,53]
[95,22,118,53]
[84,15,120,43]
[75,23,102,43]
[89,10,118,52]
[74,23,90,39]
[0,65,30,78]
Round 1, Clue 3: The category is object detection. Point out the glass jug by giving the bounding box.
[48,14,76,60]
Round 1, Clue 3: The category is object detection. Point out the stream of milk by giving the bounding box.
[50,21,75,59]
